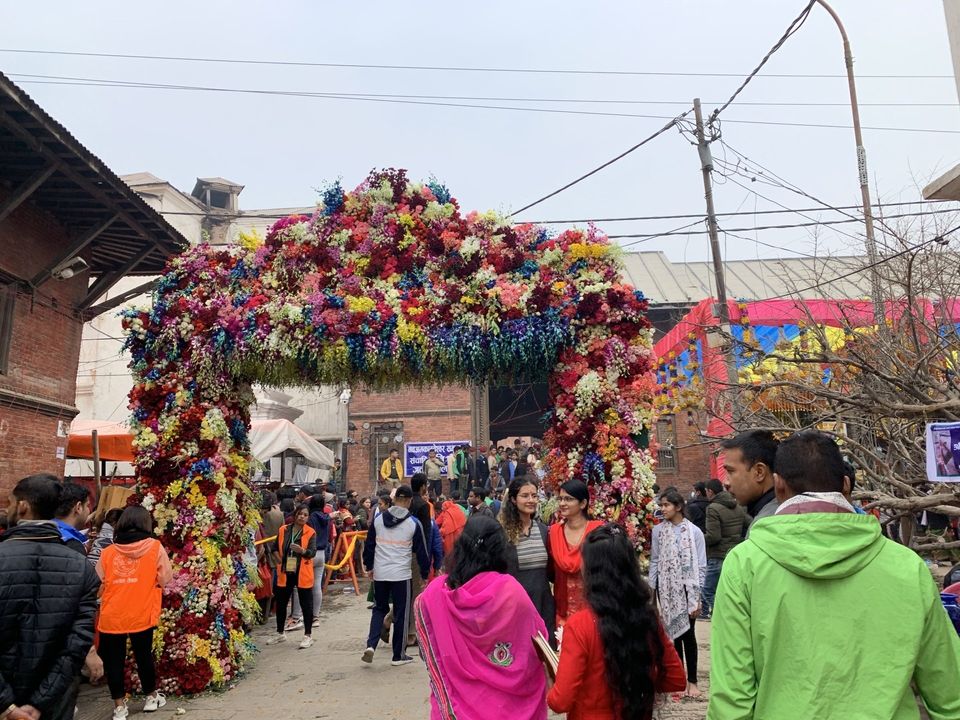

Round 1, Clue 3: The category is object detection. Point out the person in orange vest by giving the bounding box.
[96,506,173,719]
[268,504,318,649]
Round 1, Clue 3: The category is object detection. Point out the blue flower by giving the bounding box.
[320,181,345,216]
[426,178,451,205]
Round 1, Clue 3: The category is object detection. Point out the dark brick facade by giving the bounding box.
[0,190,86,502]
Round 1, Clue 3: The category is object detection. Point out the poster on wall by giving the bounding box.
[404,441,470,478]
[926,422,960,483]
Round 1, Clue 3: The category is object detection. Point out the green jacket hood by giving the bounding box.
[748,513,885,579]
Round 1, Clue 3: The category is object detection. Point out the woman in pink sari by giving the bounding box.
[415,515,548,720]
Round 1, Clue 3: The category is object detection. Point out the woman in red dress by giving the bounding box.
[547,523,686,720]
[548,479,603,629]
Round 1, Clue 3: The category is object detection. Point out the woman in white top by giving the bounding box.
[649,486,707,699]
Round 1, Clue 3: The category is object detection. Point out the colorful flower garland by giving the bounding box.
[122,169,657,694]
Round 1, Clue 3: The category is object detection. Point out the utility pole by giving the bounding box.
[812,0,884,328]
[694,97,740,429]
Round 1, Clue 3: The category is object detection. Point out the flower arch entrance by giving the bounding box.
[122,169,658,693]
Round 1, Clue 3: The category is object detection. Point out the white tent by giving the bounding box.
[249,418,335,468]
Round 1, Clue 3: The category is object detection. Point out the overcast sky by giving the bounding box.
[4,1,959,266]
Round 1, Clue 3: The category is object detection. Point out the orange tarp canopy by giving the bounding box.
[67,419,135,462]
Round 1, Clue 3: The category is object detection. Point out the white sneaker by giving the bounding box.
[298,636,314,649]
[266,633,287,645]
[285,618,304,631]
[361,647,375,663]
[112,702,129,720]
[143,692,166,712]
[312,616,321,628]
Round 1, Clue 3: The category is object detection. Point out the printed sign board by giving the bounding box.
[404,440,470,478]
[926,422,960,483]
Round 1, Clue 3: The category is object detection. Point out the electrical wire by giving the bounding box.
[55,198,944,225]
[1,47,952,79]
[747,223,959,302]
[606,207,960,240]
[510,111,690,215]
[7,74,957,108]
[710,1,815,123]
[10,75,960,135]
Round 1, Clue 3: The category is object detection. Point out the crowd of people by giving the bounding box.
[359,431,960,720]
[0,474,171,720]
[1,429,959,720]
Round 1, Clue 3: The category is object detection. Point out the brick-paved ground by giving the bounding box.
[76,583,711,720]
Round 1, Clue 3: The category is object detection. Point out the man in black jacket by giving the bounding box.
[686,482,710,534]
[0,474,100,720]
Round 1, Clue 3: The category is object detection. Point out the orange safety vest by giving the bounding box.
[98,539,164,634]
[276,523,316,589]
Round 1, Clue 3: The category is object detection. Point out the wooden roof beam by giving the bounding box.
[76,243,157,312]
[0,107,183,256]
[30,212,120,287]
[81,277,158,320]
[0,162,57,224]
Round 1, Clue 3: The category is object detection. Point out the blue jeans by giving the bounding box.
[702,557,724,617]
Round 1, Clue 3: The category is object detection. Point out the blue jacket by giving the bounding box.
[429,520,444,573]
[307,510,330,552]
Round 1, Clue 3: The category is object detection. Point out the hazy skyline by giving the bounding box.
[4,1,959,265]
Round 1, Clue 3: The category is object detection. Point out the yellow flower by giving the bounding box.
[568,243,608,260]
[237,228,263,251]
[346,296,376,314]
[397,316,426,344]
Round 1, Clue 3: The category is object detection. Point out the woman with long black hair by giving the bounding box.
[415,515,548,720]
[548,523,686,720]
[500,477,556,643]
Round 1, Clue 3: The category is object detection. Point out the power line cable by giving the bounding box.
[1,47,952,79]
[10,75,960,135]
[606,207,959,239]
[84,198,947,224]
[709,1,815,123]
[8,73,957,108]
[510,112,690,216]
[748,223,958,301]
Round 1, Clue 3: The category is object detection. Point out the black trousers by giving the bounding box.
[100,627,157,700]
[673,616,698,685]
[428,478,442,498]
[274,577,314,636]
[366,579,411,661]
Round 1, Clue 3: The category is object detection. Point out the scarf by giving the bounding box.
[415,572,548,720]
[656,520,700,641]
[775,492,853,516]
[549,519,603,575]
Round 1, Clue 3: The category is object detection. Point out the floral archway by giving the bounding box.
[122,169,658,694]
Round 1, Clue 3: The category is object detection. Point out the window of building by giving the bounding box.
[656,416,677,471]
[0,284,14,374]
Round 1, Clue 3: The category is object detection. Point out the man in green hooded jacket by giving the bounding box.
[708,431,960,720]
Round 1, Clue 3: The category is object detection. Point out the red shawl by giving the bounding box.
[549,519,603,624]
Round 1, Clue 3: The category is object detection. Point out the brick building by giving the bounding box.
[649,409,715,495]
[345,385,474,496]
[0,73,185,502]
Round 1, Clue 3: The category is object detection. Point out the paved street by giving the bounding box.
[77,582,711,720]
